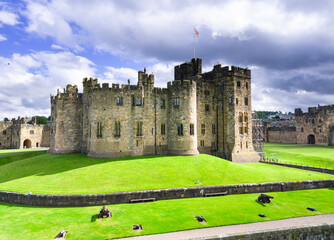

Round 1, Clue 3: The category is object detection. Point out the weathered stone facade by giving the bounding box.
[295,105,334,145]
[0,117,50,149]
[50,59,260,162]
[266,126,297,143]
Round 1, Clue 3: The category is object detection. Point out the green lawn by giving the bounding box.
[0,148,47,156]
[0,189,333,240]
[264,142,298,146]
[265,145,334,169]
[0,151,47,166]
[0,153,333,195]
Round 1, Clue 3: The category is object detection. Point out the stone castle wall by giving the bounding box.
[295,105,334,145]
[267,126,297,143]
[0,119,50,149]
[50,59,259,162]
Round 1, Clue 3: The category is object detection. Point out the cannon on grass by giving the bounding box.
[257,193,274,203]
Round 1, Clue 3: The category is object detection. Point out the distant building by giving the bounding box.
[0,117,50,149]
[260,104,334,145]
[50,58,260,162]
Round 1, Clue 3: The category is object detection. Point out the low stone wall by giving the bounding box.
[199,223,334,240]
[261,161,334,175]
[0,179,333,207]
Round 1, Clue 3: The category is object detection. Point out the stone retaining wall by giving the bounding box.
[197,223,334,240]
[1,179,333,207]
[261,161,334,175]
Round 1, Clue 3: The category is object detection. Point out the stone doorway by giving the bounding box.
[307,134,315,144]
[36,142,39,147]
[23,139,32,148]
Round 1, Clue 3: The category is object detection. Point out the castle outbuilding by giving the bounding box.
[50,59,260,162]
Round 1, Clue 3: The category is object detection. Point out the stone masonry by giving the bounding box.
[0,117,50,149]
[50,59,260,162]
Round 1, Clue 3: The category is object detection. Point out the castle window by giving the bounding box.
[313,128,316,133]
[239,112,243,123]
[312,119,315,124]
[137,122,143,136]
[237,81,241,87]
[190,123,194,135]
[301,128,304,132]
[177,124,183,136]
[212,124,216,134]
[201,124,205,135]
[211,142,216,149]
[174,97,180,108]
[161,124,166,135]
[115,121,121,137]
[244,113,248,122]
[246,82,249,89]
[17,130,19,135]
[245,97,248,106]
[229,97,232,104]
[320,128,322,133]
[239,126,243,134]
[161,99,165,108]
[240,141,243,149]
[117,97,123,106]
[97,122,103,138]
[319,119,322,123]
[244,127,248,134]
[246,141,248,148]
[2,130,6,135]
[236,98,239,105]
[136,97,142,106]
[200,140,204,147]
[205,104,210,112]
[30,130,34,134]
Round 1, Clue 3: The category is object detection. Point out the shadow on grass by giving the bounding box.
[0,153,186,184]
[91,214,99,222]
[254,200,266,207]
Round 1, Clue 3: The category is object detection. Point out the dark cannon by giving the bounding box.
[98,205,112,218]
[257,193,274,203]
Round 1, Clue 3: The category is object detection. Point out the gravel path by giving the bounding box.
[118,214,334,240]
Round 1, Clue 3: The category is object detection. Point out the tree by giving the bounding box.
[3,117,9,122]
[35,116,48,124]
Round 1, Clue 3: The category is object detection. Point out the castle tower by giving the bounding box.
[167,79,199,156]
[50,84,82,154]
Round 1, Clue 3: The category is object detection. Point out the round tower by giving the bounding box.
[167,80,199,156]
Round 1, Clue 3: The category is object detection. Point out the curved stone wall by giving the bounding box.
[0,179,333,207]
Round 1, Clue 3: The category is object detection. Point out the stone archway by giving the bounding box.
[23,139,32,148]
[307,134,315,144]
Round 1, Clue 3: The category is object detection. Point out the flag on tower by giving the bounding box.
[194,28,199,37]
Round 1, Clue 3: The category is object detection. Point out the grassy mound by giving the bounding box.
[0,151,47,166]
[0,189,333,239]
[0,148,47,157]
[0,153,332,195]
[265,145,334,169]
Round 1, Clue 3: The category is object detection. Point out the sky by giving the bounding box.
[0,0,334,120]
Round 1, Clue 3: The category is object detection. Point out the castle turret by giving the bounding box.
[50,84,82,154]
[167,79,199,156]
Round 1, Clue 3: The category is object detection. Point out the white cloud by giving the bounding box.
[0,34,6,41]
[0,10,19,26]
[0,51,96,119]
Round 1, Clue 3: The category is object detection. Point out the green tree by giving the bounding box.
[3,117,9,122]
[35,116,48,124]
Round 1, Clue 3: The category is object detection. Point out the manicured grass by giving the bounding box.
[0,153,332,195]
[0,148,47,156]
[0,151,47,166]
[0,189,333,240]
[264,142,298,146]
[265,145,334,169]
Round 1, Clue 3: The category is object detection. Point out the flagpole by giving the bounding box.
[193,29,195,59]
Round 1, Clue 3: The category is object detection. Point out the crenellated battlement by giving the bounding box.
[201,65,251,80]
[295,104,334,116]
[174,58,202,80]
[167,79,195,88]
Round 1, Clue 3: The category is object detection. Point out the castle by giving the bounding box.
[0,117,50,149]
[264,105,334,146]
[50,58,260,163]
